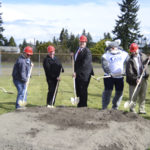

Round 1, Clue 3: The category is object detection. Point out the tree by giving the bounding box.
[68,34,79,52]
[81,29,93,48]
[91,38,111,62]
[19,39,28,52]
[36,41,53,53]
[104,32,112,40]
[0,2,5,46]
[59,28,65,43]
[8,36,16,46]
[112,0,141,50]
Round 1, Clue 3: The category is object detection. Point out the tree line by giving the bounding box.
[0,0,150,55]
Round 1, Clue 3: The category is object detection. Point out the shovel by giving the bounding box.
[19,63,33,107]
[0,87,14,94]
[70,53,79,105]
[124,58,150,109]
[51,68,62,107]
[92,73,125,82]
[71,77,79,105]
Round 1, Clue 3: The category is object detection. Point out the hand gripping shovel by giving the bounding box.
[124,58,150,109]
[19,63,33,107]
[70,53,79,105]
[51,68,62,107]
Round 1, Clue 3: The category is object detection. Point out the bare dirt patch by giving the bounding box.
[0,106,150,150]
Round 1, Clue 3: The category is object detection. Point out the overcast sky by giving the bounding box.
[1,0,150,45]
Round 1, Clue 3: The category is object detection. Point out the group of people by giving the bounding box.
[12,35,150,114]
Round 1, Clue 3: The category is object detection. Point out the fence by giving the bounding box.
[0,52,103,76]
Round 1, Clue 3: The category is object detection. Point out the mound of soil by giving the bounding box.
[0,106,150,150]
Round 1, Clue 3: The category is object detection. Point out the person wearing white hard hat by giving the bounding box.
[101,39,129,110]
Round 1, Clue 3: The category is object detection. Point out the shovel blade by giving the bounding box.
[124,101,134,109]
[7,91,14,94]
[124,101,130,109]
[70,97,79,105]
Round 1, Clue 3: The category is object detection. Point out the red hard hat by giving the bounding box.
[130,43,139,52]
[24,46,33,55]
[79,35,87,42]
[47,45,55,53]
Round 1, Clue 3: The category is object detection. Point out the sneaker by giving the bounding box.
[16,106,26,111]
[130,108,137,114]
[139,110,146,114]
[47,105,55,108]
[18,100,27,107]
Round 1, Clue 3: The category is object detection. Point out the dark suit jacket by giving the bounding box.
[75,47,94,82]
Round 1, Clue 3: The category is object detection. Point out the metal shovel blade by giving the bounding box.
[6,91,14,94]
[70,97,79,105]
[124,101,134,109]
[124,101,130,109]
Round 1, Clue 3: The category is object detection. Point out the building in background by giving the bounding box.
[0,46,20,53]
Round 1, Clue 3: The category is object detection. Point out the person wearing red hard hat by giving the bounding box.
[43,45,64,108]
[12,46,33,110]
[73,35,94,107]
[126,43,150,114]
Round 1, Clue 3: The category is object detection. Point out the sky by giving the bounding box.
[1,0,150,45]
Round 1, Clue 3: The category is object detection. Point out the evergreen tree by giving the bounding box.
[8,36,16,46]
[19,39,28,52]
[104,32,112,40]
[112,0,141,50]
[59,28,65,43]
[86,32,93,48]
[82,29,86,36]
[81,29,93,48]
[3,38,9,46]
[68,34,79,52]
[53,36,58,46]
[0,2,5,46]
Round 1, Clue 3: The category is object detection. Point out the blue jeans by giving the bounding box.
[13,79,27,108]
[102,77,124,109]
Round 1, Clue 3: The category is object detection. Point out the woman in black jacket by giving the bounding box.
[43,45,64,108]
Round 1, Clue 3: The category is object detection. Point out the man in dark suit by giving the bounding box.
[73,35,94,107]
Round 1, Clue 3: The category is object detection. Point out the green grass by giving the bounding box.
[0,73,150,119]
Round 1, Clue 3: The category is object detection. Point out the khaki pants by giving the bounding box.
[129,78,147,112]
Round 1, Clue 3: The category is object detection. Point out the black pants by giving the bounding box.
[104,77,124,91]
[75,77,91,107]
[47,80,57,105]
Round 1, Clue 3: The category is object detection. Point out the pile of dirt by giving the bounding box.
[0,106,150,150]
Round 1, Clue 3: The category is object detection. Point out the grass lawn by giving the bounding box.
[0,71,150,120]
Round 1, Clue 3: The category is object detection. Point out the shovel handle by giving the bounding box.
[22,63,33,101]
[52,68,62,106]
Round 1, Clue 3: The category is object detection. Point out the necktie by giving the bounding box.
[78,48,81,54]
